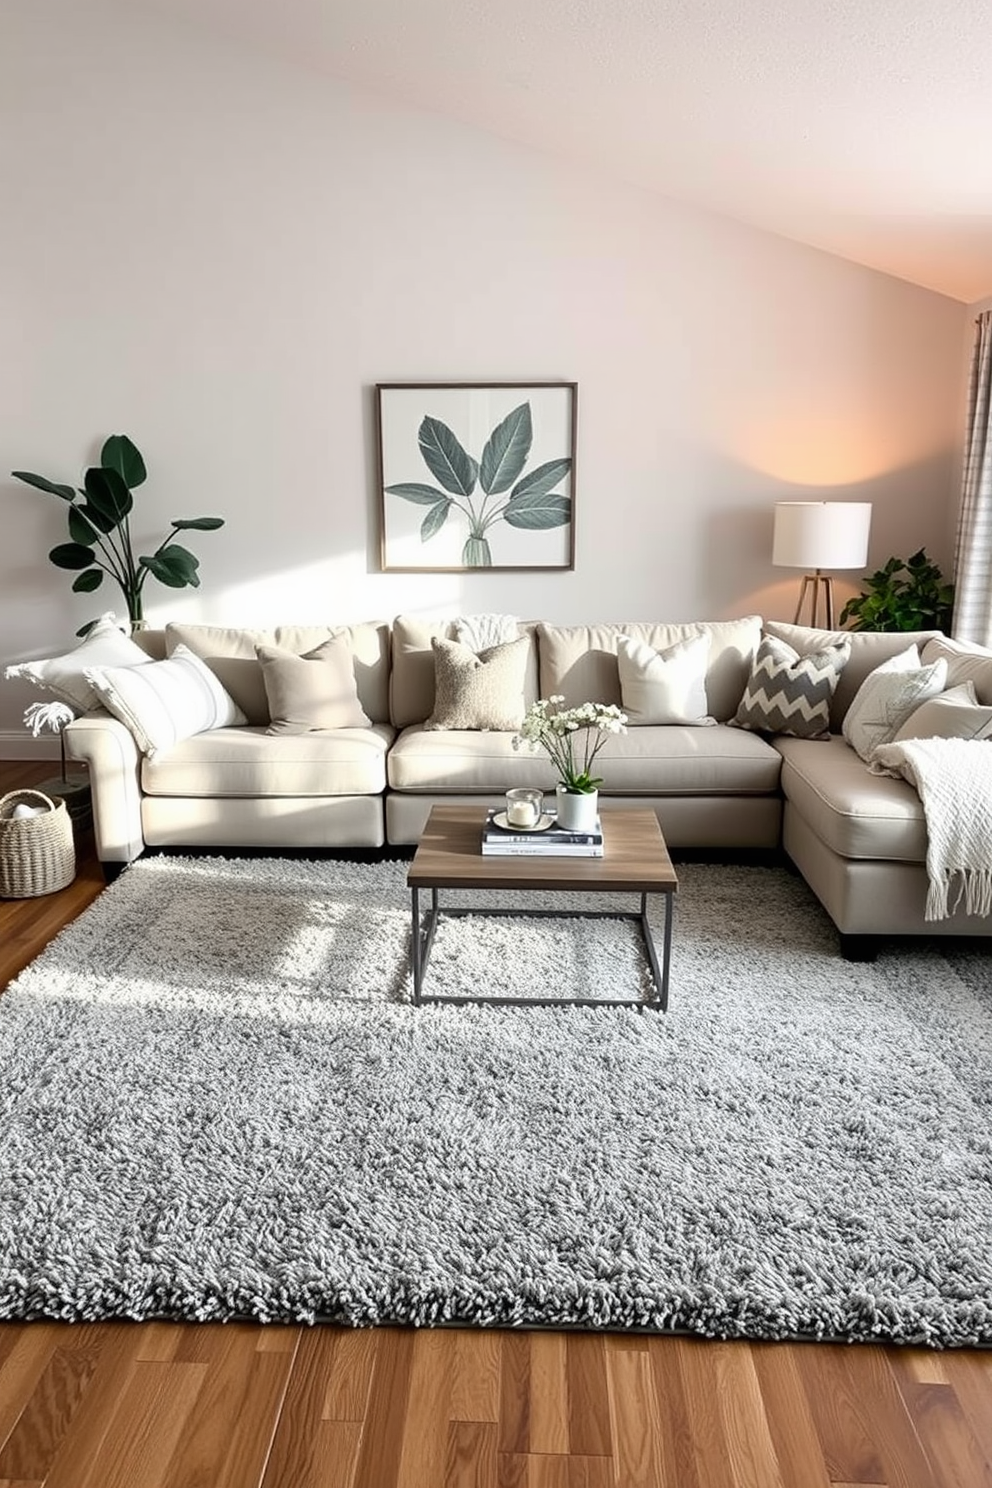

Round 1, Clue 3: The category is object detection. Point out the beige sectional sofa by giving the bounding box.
[62,613,992,955]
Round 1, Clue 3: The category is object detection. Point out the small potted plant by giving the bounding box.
[840,549,955,633]
[513,696,627,831]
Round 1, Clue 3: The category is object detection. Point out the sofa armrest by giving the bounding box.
[64,712,145,865]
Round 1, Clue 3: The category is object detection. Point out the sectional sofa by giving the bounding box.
[60,612,992,955]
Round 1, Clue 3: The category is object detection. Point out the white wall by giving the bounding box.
[0,0,968,748]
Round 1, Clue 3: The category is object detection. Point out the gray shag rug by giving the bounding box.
[1,852,991,1345]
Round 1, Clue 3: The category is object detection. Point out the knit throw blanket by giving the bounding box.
[872,737,992,921]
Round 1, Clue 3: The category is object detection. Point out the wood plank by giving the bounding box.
[0,1328,61,1458]
[396,1330,454,1488]
[795,1344,936,1488]
[605,1344,665,1486]
[445,1420,498,1488]
[646,1337,702,1488]
[528,1335,569,1455]
[449,1330,501,1425]
[0,1340,100,1482]
[889,1375,992,1488]
[350,1329,415,1488]
[70,1359,207,1488]
[749,1343,832,1488]
[260,1326,343,1488]
[321,1330,377,1421]
[565,1336,611,1459]
[498,1333,531,1457]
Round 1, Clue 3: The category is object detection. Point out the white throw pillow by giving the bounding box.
[4,612,150,714]
[84,644,247,755]
[841,645,948,762]
[893,682,992,743]
[616,633,713,726]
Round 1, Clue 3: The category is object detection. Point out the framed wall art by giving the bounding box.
[376,381,577,571]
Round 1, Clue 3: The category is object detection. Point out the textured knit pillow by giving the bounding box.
[616,633,714,725]
[425,636,530,731]
[84,644,247,754]
[257,638,371,735]
[4,612,150,714]
[842,646,948,762]
[892,682,992,743]
[732,634,851,739]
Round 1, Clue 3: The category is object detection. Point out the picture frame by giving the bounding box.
[376,382,577,572]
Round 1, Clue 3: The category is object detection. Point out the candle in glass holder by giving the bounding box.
[505,788,542,828]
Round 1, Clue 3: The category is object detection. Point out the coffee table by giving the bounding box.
[407,805,677,1011]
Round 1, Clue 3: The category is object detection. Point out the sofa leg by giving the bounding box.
[839,933,878,963]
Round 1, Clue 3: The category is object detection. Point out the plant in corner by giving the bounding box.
[839,549,955,634]
[12,434,225,634]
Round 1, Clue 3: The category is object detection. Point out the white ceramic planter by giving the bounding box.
[555,785,599,832]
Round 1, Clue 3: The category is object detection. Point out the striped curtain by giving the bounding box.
[953,311,992,644]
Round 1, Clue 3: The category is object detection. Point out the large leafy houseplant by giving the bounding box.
[12,434,224,634]
[839,549,955,634]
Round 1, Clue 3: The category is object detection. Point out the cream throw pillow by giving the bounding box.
[5,613,150,714]
[616,633,713,725]
[892,682,992,743]
[425,636,530,731]
[84,644,247,755]
[257,638,371,735]
[841,646,948,762]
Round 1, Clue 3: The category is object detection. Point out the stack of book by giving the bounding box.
[481,808,604,857]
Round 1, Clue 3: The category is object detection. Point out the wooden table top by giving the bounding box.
[408,805,678,894]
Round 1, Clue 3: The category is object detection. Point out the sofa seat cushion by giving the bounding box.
[141,724,393,798]
[775,735,926,862]
[388,723,781,794]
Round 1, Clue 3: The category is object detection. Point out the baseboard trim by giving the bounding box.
[0,732,60,761]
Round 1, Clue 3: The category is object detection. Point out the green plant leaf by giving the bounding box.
[11,471,77,500]
[140,546,199,587]
[67,508,99,547]
[50,542,97,571]
[479,403,532,495]
[420,500,451,541]
[84,466,132,524]
[171,517,225,531]
[75,619,100,638]
[78,501,119,535]
[462,535,492,567]
[417,417,478,497]
[385,482,450,506]
[101,434,146,489]
[71,569,104,593]
[509,457,572,500]
[502,491,571,529]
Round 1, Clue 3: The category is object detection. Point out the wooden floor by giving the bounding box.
[0,760,990,1488]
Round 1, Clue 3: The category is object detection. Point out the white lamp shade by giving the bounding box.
[772,502,872,570]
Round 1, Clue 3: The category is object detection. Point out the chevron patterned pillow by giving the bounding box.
[732,634,851,738]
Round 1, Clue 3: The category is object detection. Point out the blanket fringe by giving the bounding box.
[926,868,992,922]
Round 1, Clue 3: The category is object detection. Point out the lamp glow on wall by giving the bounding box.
[772,502,872,629]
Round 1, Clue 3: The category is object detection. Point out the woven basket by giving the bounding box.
[0,789,76,899]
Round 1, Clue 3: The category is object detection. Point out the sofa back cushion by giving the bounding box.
[763,621,943,730]
[537,617,762,723]
[921,635,992,705]
[390,616,539,727]
[166,621,391,725]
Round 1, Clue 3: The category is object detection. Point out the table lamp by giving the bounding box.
[772,501,872,629]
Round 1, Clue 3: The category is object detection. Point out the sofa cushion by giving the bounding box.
[921,636,992,705]
[775,735,927,862]
[167,621,392,726]
[257,639,371,735]
[732,634,850,739]
[390,616,539,727]
[892,682,992,743]
[388,722,781,795]
[141,724,393,798]
[841,647,947,762]
[85,645,247,756]
[5,612,151,714]
[425,636,531,730]
[762,621,943,729]
[537,618,762,722]
[616,633,713,725]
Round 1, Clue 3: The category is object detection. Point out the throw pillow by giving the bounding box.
[732,634,851,739]
[425,636,530,731]
[4,613,150,714]
[616,633,714,725]
[84,644,247,755]
[841,646,948,762]
[452,613,519,651]
[892,682,992,743]
[256,638,371,735]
